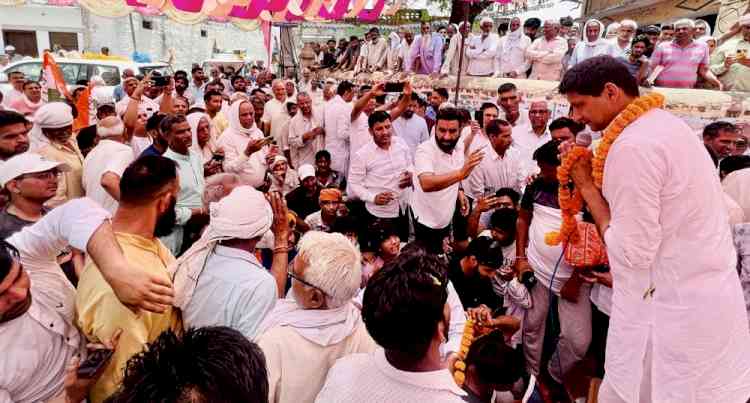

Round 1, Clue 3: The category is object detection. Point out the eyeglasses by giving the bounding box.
[287,264,328,296]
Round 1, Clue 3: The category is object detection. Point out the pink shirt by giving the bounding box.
[526,36,567,81]
[650,40,709,88]
[598,108,750,402]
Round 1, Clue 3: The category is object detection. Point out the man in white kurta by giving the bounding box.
[323,83,355,176]
[562,56,750,403]
[466,18,500,77]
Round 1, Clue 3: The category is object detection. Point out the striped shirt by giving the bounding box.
[651,40,709,88]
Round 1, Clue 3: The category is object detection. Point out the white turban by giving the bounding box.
[481,17,493,26]
[33,102,74,129]
[169,185,273,310]
[97,116,125,138]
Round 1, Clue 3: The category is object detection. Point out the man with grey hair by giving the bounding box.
[611,19,638,57]
[289,92,325,167]
[82,116,134,214]
[650,18,722,89]
[170,186,289,340]
[526,19,567,80]
[257,231,376,403]
[467,17,500,77]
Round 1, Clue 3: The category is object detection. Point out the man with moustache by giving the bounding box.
[411,108,484,254]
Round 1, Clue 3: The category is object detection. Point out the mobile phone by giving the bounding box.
[262,135,276,145]
[212,153,225,162]
[384,82,405,93]
[152,75,171,87]
[77,348,114,379]
[594,264,610,273]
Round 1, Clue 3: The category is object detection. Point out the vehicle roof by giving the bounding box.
[2,58,169,70]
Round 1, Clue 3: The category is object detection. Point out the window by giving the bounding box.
[8,62,43,82]
[201,29,208,37]
[142,20,153,30]
[57,63,82,84]
[92,65,121,86]
[49,32,79,52]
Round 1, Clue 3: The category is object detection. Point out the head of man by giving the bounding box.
[362,246,450,366]
[37,103,74,144]
[231,75,247,93]
[318,188,342,220]
[496,83,521,123]
[420,22,431,35]
[22,81,41,103]
[1,153,68,210]
[249,96,265,124]
[296,92,312,117]
[435,107,462,154]
[349,36,360,50]
[368,111,393,149]
[8,71,25,91]
[704,121,739,159]
[107,327,268,403]
[524,18,542,39]
[559,55,640,131]
[528,100,551,133]
[480,18,494,35]
[192,66,205,84]
[369,27,381,43]
[0,241,30,322]
[486,119,513,156]
[430,88,449,111]
[644,25,661,45]
[631,35,650,59]
[463,331,524,394]
[465,237,504,281]
[298,163,318,194]
[694,19,709,38]
[480,103,500,130]
[560,16,573,35]
[175,74,190,93]
[237,101,255,130]
[322,84,335,102]
[674,19,695,43]
[291,231,361,310]
[163,114,192,155]
[549,116,583,142]
[585,20,602,43]
[660,24,675,42]
[97,116,126,142]
[542,20,559,40]
[618,19,638,42]
[533,140,561,184]
[369,220,401,261]
[172,97,189,115]
[402,93,420,119]
[489,198,519,247]
[96,103,117,122]
[118,155,179,238]
[404,31,414,44]
[146,113,167,145]
[337,80,355,103]
[0,111,30,160]
[313,149,333,176]
[122,77,139,97]
[201,90,222,116]
[327,39,337,51]
[285,81,296,98]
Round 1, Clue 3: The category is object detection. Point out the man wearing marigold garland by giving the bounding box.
[560,55,750,403]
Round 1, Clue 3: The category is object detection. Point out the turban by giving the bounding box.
[481,17,493,26]
[270,155,288,170]
[97,116,125,138]
[170,185,272,310]
[33,102,74,129]
[320,188,343,202]
[740,14,750,27]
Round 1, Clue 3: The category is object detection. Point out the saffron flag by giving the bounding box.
[261,20,272,66]
[73,86,91,132]
[42,52,71,100]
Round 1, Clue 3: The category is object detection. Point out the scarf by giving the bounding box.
[224,99,258,137]
[574,19,609,62]
[169,186,273,310]
[505,19,524,49]
[187,112,215,161]
[257,297,363,346]
[724,168,750,221]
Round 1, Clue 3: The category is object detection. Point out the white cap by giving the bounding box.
[4,45,15,52]
[298,164,316,180]
[0,153,71,188]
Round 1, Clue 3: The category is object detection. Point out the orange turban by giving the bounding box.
[319,188,343,202]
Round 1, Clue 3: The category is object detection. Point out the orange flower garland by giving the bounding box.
[545,92,666,247]
[453,318,475,387]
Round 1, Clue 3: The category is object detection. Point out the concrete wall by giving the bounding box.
[0,4,84,52]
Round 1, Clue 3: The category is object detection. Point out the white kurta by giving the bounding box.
[324,95,352,175]
[599,108,750,403]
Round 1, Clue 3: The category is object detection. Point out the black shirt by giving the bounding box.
[520,177,559,211]
[285,185,321,220]
[448,254,502,312]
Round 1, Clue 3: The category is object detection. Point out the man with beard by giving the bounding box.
[0,111,31,170]
[363,28,388,72]
[496,17,532,78]
[467,18,500,77]
[617,35,651,84]
[409,22,445,75]
[411,108,483,254]
[448,236,504,311]
[76,155,183,403]
[172,72,194,106]
[391,93,430,160]
[611,19,637,58]
[398,31,415,71]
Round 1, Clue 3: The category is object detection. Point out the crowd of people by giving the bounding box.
[302,14,750,91]
[1,11,750,403]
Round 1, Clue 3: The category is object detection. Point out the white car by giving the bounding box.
[0,58,172,101]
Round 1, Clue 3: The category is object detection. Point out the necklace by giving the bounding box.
[546,92,665,246]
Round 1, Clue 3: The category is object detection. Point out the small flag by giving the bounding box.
[42,52,71,100]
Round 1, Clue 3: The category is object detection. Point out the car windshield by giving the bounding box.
[140,65,173,76]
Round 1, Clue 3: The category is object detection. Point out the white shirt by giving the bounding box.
[466,145,526,199]
[1,198,109,403]
[288,110,324,167]
[315,348,466,403]
[115,96,159,118]
[441,33,470,75]
[2,88,23,109]
[324,95,352,175]
[365,38,388,71]
[496,32,532,77]
[349,137,413,218]
[349,112,371,158]
[130,135,153,157]
[466,32,500,76]
[512,124,550,173]
[598,108,750,403]
[263,98,291,150]
[391,115,430,161]
[412,137,464,229]
[83,139,135,214]
[218,125,269,187]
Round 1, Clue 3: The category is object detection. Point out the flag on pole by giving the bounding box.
[261,20,272,67]
[42,52,71,101]
[73,86,91,132]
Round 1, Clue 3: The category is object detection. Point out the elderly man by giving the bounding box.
[219,99,274,188]
[363,28,388,72]
[409,22,445,75]
[262,79,289,139]
[496,17,531,78]
[711,14,750,92]
[611,19,638,57]
[286,164,322,220]
[512,99,551,170]
[113,68,135,102]
[2,71,25,109]
[32,103,84,208]
[704,121,740,160]
[442,22,470,76]
[649,18,722,89]
[568,19,617,68]
[288,92,325,167]
[467,18,500,77]
[170,186,289,340]
[82,116,134,215]
[258,231,375,403]
[526,20,568,80]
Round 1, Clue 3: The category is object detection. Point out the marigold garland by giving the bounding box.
[453,318,475,387]
[545,92,666,247]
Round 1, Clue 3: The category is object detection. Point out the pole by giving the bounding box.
[128,14,138,53]
[453,1,469,105]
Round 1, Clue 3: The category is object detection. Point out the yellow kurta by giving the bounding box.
[36,139,84,208]
[75,232,179,403]
[212,111,229,141]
